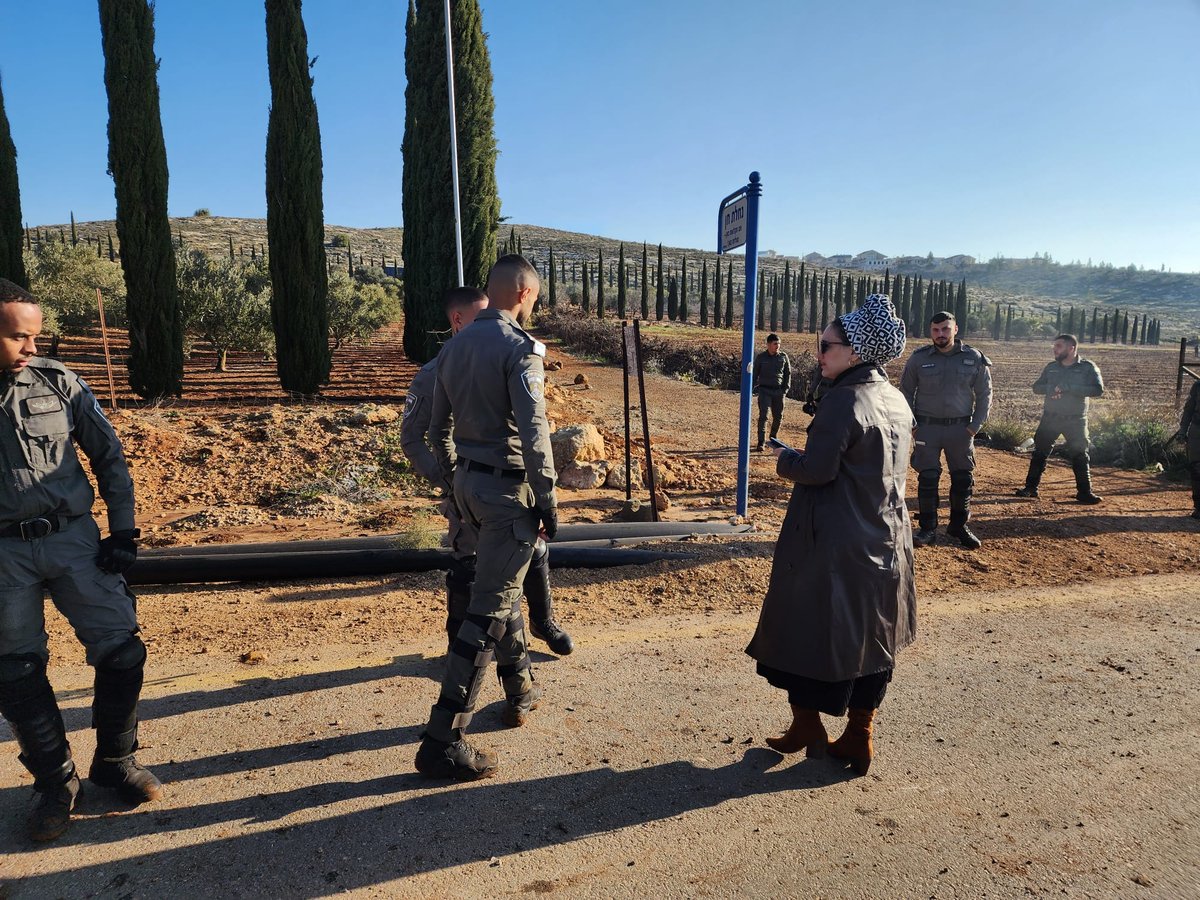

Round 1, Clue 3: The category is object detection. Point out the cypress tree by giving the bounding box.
[955,279,967,336]
[1101,312,1109,342]
[667,276,678,320]
[0,75,29,289]
[780,261,791,332]
[756,269,765,329]
[807,272,817,333]
[1089,308,1098,342]
[992,303,1002,340]
[1004,304,1013,341]
[679,256,687,322]
[655,245,665,320]
[640,243,649,318]
[596,248,604,318]
[265,0,330,395]
[547,244,556,308]
[98,0,182,398]
[616,242,626,318]
[581,261,590,313]
[401,0,498,362]
[1140,314,1148,344]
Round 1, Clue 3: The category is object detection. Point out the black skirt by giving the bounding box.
[757,662,893,716]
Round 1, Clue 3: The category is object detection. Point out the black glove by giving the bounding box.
[536,507,558,541]
[97,528,140,574]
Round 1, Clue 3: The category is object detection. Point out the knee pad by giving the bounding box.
[917,469,942,492]
[949,469,974,491]
[96,635,146,672]
[0,653,46,684]
[531,539,549,569]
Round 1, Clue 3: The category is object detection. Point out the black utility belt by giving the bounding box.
[916,415,971,426]
[0,515,77,541]
[458,458,526,480]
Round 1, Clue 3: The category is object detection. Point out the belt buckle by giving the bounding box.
[19,517,53,541]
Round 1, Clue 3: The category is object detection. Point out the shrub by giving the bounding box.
[24,242,127,333]
[329,233,351,249]
[1089,408,1184,471]
[539,309,817,397]
[176,249,274,370]
[978,416,1027,451]
[327,270,402,349]
[193,208,211,217]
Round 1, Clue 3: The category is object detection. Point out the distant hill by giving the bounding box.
[29,216,1200,336]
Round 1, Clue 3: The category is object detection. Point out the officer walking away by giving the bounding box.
[1014,333,1104,504]
[415,255,558,781]
[0,279,162,842]
[899,311,992,549]
[1171,377,1200,519]
[400,286,572,655]
[754,333,791,451]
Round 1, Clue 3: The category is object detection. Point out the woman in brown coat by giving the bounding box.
[746,294,916,775]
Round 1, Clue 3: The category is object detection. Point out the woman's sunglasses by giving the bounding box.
[819,340,851,354]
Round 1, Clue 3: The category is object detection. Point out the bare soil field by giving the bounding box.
[2,321,1197,897]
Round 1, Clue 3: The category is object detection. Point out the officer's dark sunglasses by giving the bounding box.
[819,339,851,354]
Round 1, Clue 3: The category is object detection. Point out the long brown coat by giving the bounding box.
[746,364,917,682]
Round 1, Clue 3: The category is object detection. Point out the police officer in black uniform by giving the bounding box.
[415,256,558,781]
[0,279,162,842]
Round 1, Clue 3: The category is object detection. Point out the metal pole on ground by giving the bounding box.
[634,320,661,521]
[95,288,118,409]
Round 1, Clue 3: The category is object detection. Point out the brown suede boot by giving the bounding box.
[828,708,875,775]
[765,705,827,757]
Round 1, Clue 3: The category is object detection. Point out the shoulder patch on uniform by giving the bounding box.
[521,371,545,402]
[531,339,546,358]
[26,395,62,414]
[401,392,421,420]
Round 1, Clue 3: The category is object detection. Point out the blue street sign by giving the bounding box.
[716,172,762,518]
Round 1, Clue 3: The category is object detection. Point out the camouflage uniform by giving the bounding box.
[1176,379,1200,517]
[1018,357,1105,501]
[0,358,160,839]
[422,308,557,747]
[400,357,570,653]
[753,349,791,448]
[899,340,992,545]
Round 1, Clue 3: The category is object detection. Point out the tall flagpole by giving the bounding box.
[443,0,465,285]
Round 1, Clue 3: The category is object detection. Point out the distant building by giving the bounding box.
[803,252,827,265]
[944,254,976,267]
[757,249,779,259]
[853,250,890,270]
[825,254,853,267]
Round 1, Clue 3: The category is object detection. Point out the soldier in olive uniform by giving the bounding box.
[753,334,790,450]
[1015,333,1104,503]
[0,279,162,842]
[400,287,572,655]
[899,311,992,549]
[414,256,558,781]
[1172,378,1200,519]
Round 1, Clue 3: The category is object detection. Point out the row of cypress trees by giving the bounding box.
[3,0,351,399]
[989,302,1163,345]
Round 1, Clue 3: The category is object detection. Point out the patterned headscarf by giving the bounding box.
[838,293,907,366]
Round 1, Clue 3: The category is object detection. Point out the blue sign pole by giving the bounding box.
[717,171,762,519]
[737,173,762,517]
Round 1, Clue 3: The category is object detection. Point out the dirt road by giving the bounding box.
[1,572,1195,897]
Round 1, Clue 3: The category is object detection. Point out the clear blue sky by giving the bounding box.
[2,0,1197,272]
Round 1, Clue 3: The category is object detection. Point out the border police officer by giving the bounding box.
[0,279,162,842]
[899,311,992,548]
[400,287,572,655]
[1015,333,1104,504]
[1172,377,1200,519]
[415,255,558,781]
[753,334,790,451]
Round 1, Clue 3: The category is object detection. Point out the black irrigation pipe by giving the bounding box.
[128,546,699,586]
[143,521,754,559]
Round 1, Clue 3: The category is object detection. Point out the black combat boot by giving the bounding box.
[0,655,80,841]
[414,734,498,781]
[1014,452,1048,498]
[913,469,940,546]
[89,638,163,804]
[946,469,982,549]
[524,542,574,655]
[1071,455,1102,505]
